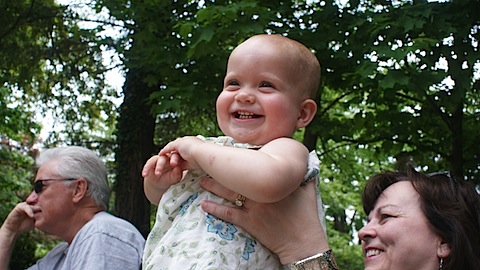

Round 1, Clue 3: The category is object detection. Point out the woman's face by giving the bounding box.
[358,181,447,270]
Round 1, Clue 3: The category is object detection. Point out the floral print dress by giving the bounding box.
[143,136,323,270]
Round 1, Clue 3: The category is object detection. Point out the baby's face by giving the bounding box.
[216,38,305,145]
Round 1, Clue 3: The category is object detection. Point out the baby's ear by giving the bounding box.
[296,99,317,129]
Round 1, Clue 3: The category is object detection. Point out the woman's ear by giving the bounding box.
[437,241,451,260]
[296,99,317,129]
[72,178,88,203]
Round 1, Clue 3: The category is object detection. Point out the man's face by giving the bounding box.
[26,160,76,235]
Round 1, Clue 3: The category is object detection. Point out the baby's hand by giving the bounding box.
[158,136,203,170]
[142,154,183,189]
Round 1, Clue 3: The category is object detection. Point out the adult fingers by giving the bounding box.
[17,202,34,218]
[200,176,239,203]
[169,152,181,167]
[3,202,35,234]
[200,199,248,226]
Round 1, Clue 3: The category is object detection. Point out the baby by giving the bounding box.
[142,34,324,269]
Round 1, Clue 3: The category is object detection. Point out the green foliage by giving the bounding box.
[0,0,118,148]
[9,229,62,269]
[0,148,34,215]
[317,140,396,269]
[0,143,37,268]
[0,87,40,145]
[327,228,363,270]
[10,233,37,270]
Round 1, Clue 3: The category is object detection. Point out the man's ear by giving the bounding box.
[296,99,317,129]
[72,178,88,203]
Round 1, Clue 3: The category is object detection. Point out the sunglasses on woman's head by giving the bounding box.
[426,171,457,192]
[33,178,77,194]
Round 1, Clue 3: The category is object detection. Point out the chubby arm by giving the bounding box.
[0,202,36,270]
[158,136,309,203]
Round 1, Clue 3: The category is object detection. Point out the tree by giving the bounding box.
[334,0,480,181]
[1,0,121,266]
[1,0,119,148]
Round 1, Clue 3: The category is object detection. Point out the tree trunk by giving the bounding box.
[114,68,156,238]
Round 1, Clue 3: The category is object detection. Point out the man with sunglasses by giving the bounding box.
[0,146,145,270]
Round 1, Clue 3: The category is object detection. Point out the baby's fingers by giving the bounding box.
[169,166,184,184]
[142,155,159,177]
[154,155,170,176]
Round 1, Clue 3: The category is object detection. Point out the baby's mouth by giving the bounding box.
[235,111,260,119]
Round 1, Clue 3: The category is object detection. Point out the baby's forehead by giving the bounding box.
[230,39,299,65]
[248,36,296,49]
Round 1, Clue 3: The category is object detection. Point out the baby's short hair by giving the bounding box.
[245,34,321,99]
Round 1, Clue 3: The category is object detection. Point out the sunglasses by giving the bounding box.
[33,178,77,194]
[426,171,457,192]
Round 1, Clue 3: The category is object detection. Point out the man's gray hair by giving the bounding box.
[36,146,110,210]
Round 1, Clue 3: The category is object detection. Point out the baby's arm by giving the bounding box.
[142,154,184,205]
[159,136,309,203]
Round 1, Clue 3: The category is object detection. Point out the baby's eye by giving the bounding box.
[259,81,274,88]
[227,80,240,86]
[224,80,240,91]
